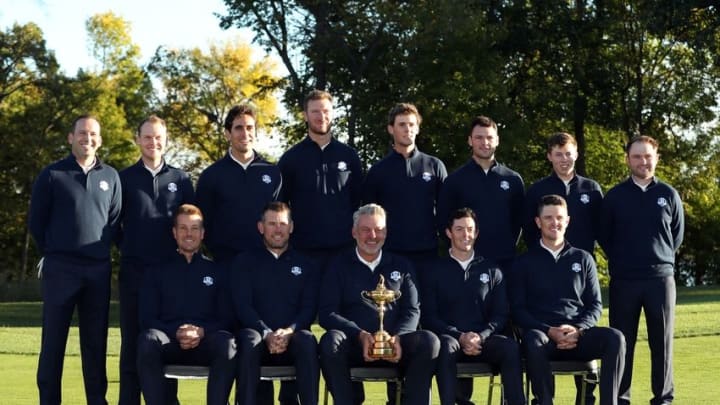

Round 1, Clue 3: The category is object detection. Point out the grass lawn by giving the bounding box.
[1,286,719,404]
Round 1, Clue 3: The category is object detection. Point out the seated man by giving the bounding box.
[422,208,525,405]
[231,202,320,405]
[137,204,235,405]
[511,195,625,405]
[318,203,439,405]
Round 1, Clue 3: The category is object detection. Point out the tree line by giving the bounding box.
[1,1,719,284]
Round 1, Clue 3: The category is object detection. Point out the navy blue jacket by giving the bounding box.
[139,252,230,337]
[230,247,319,334]
[437,160,524,262]
[599,177,684,279]
[119,160,195,265]
[278,136,362,250]
[510,243,602,332]
[363,148,447,253]
[318,249,420,339]
[29,155,122,262]
[420,253,508,341]
[196,152,281,262]
[523,173,603,254]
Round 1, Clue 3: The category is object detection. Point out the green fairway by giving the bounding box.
[1,286,720,404]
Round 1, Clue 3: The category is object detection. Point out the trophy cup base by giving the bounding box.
[369,331,395,359]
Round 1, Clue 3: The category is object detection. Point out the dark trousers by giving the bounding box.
[437,334,525,405]
[118,261,178,405]
[236,328,319,405]
[137,328,236,405]
[522,327,625,405]
[37,257,111,405]
[319,329,439,405]
[610,277,675,405]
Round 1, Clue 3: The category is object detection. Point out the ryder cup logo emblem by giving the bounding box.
[657,197,668,207]
[338,161,348,171]
[99,180,109,191]
[580,194,590,204]
[500,180,510,191]
[291,266,302,276]
[390,271,401,281]
[571,263,582,273]
[422,172,432,182]
[479,273,490,284]
[202,276,214,286]
[261,174,272,184]
[167,182,178,192]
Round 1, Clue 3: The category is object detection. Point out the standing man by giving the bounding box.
[363,102,447,275]
[437,115,524,271]
[232,202,320,405]
[523,132,603,405]
[511,195,625,405]
[318,204,439,405]
[29,115,122,405]
[600,136,684,405]
[278,89,363,272]
[117,115,195,405]
[196,104,281,265]
[422,208,525,405]
[137,204,236,405]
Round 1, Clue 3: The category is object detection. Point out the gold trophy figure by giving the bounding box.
[361,274,402,359]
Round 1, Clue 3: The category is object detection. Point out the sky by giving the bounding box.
[0,0,255,74]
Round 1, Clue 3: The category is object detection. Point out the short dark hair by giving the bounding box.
[625,135,658,154]
[224,105,256,131]
[303,89,333,111]
[536,194,567,217]
[467,115,497,137]
[387,103,422,126]
[446,207,477,231]
[261,201,292,222]
[70,114,100,133]
[174,204,204,226]
[546,132,577,153]
[136,115,166,138]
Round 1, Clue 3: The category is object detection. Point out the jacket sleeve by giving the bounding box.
[28,168,51,254]
[419,263,463,339]
[290,259,320,331]
[478,267,509,341]
[509,256,551,333]
[391,267,421,335]
[574,255,602,329]
[318,260,364,339]
[230,255,271,335]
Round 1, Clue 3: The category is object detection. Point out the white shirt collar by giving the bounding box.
[79,158,97,174]
[631,176,653,192]
[539,239,564,260]
[229,148,254,170]
[143,160,165,177]
[356,248,382,272]
[449,249,475,271]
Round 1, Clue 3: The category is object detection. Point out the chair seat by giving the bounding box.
[548,360,598,374]
[457,362,497,377]
[260,365,297,381]
[349,366,401,381]
[163,365,209,379]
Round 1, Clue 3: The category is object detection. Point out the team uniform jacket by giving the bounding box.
[196,151,281,261]
[421,254,508,341]
[119,160,195,265]
[363,148,447,253]
[29,155,121,262]
[438,160,524,263]
[523,172,603,253]
[600,177,684,279]
[318,249,420,339]
[139,252,230,337]
[510,243,602,332]
[278,136,362,250]
[230,247,319,334]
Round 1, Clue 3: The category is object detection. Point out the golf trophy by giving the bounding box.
[361,274,402,359]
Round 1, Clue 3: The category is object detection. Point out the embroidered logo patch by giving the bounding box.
[580,193,589,204]
[261,174,272,184]
[571,263,582,273]
[657,197,668,207]
[500,180,510,190]
[291,266,302,276]
[422,172,432,182]
[167,182,178,192]
[338,161,348,171]
[479,273,490,284]
[390,271,401,281]
[99,180,109,191]
[202,276,214,286]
